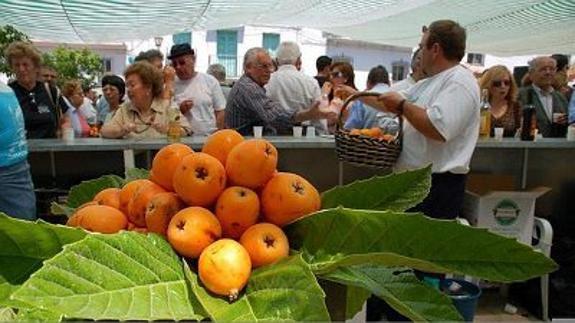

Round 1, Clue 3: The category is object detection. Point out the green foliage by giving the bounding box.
[12,232,204,321]
[125,167,150,181]
[323,265,462,321]
[321,165,431,211]
[0,25,30,76]
[286,207,557,281]
[0,213,86,306]
[42,46,102,87]
[187,255,330,321]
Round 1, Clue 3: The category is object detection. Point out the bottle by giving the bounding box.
[521,90,536,141]
[166,104,181,143]
[479,89,491,139]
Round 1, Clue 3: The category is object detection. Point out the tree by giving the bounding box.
[0,25,30,76]
[42,46,103,88]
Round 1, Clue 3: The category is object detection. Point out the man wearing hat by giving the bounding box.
[169,43,226,135]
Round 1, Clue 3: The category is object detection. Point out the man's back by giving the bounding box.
[265,65,320,113]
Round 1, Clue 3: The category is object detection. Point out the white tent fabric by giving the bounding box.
[1,0,574,55]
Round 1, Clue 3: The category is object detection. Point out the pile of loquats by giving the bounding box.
[349,127,395,142]
[66,129,321,301]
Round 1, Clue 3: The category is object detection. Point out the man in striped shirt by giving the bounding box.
[225,47,335,136]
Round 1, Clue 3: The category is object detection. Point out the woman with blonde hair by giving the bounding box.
[479,65,521,137]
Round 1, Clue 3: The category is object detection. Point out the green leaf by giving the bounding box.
[322,265,462,321]
[345,285,371,320]
[125,168,150,181]
[67,175,124,208]
[286,208,557,282]
[14,308,62,322]
[187,254,330,321]
[0,213,87,305]
[49,202,75,217]
[321,165,431,211]
[12,232,204,321]
[0,307,16,321]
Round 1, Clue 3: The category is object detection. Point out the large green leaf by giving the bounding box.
[187,254,330,321]
[12,232,204,321]
[322,265,462,321]
[66,175,124,208]
[0,307,16,321]
[125,168,150,181]
[345,285,371,320]
[286,208,557,282]
[321,165,431,211]
[49,202,75,217]
[0,213,87,305]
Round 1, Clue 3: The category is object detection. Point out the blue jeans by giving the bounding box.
[0,160,36,220]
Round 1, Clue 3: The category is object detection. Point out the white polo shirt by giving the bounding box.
[396,65,480,174]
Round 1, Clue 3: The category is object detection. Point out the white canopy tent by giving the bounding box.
[1,0,573,56]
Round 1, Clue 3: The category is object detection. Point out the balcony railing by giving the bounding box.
[209,54,239,78]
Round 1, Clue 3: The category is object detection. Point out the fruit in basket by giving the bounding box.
[261,172,321,227]
[349,127,395,142]
[226,139,278,189]
[198,239,252,301]
[173,153,227,207]
[215,186,260,239]
[93,188,121,209]
[202,129,245,166]
[145,192,185,236]
[68,204,128,233]
[128,181,167,227]
[167,207,222,258]
[240,223,289,268]
[150,143,194,191]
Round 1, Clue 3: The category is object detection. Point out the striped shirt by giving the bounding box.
[225,74,295,136]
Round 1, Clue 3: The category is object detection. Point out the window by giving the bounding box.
[467,53,484,66]
[217,30,238,77]
[172,32,192,45]
[262,33,280,56]
[102,58,112,73]
[392,63,406,81]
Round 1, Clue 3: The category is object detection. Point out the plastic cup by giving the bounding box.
[63,127,75,142]
[494,127,504,141]
[293,126,303,138]
[306,126,316,138]
[567,126,575,141]
[253,126,263,138]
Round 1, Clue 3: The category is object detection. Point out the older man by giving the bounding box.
[519,56,568,138]
[225,47,335,136]
[265,42,327,133]
[169,43,226,135]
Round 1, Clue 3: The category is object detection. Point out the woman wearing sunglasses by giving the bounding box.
[479,65,521,137]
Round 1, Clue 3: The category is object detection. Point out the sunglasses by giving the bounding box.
[492,80,511,87]
[330,71,344,78]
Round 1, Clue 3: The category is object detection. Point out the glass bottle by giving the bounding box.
[521,89,536,141]
[479,89,491,139]
[166,103,181,143]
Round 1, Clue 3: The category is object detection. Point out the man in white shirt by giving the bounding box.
[391,48,425,92]
[169,43,226,135]
[265,42,327,134]
[357,20,480,220]
[519,56,568,138]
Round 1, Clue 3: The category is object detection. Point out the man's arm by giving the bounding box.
[377,92,445,142]
[215,110,225,129]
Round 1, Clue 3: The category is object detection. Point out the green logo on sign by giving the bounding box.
[492,199,520,226]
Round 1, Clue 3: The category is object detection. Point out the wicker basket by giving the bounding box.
[335,91,403,169]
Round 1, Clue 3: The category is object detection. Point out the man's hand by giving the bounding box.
[122,122,136,136]
[378,92,405,114]
[151,121,169,134]
[333,84,357,100]
[179,99,194,115]
[309,101,337,121]
[556,113,568,125]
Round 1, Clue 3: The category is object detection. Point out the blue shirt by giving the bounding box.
[0,82,28,167]
[344,83,396,131]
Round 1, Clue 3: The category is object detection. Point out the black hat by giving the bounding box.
[168,43,194,60]
[101,74,126,102]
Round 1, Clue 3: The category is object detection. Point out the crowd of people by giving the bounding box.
[1,19,574,223]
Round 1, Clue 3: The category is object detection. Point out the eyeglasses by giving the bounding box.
[330,71,344,78]
[492,80,511,87]
[255,63,274,70]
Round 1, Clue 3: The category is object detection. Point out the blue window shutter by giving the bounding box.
[216,30,238,77]
[262,33,280,56]
[172,32,192,45]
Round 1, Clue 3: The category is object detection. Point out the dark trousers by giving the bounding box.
[367,172,467,321]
